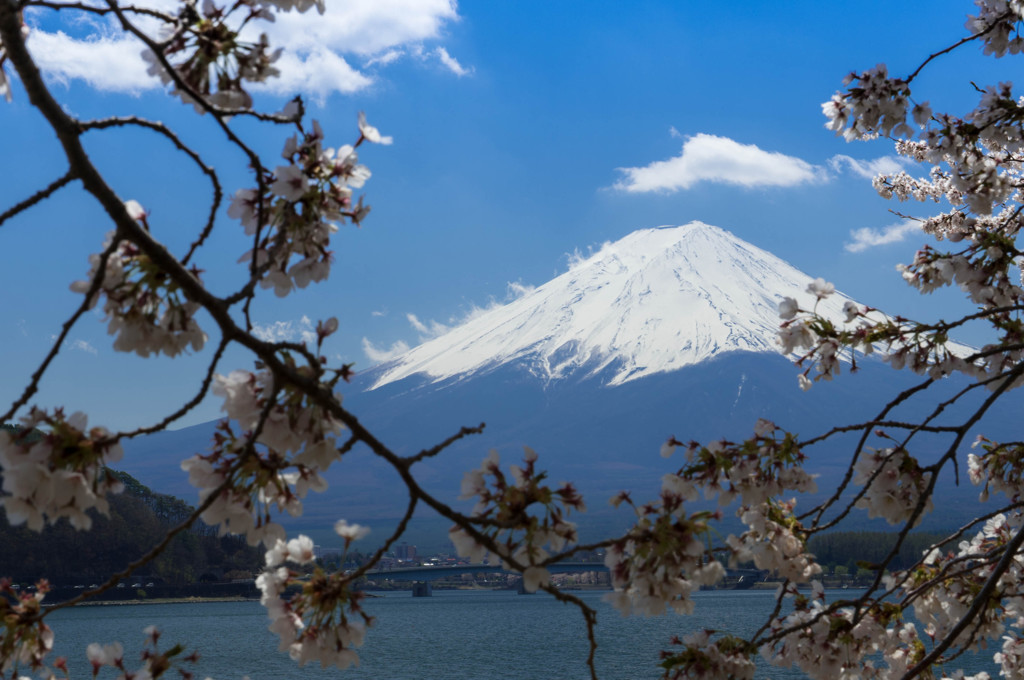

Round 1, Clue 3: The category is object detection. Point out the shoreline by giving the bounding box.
[51,596,259,608]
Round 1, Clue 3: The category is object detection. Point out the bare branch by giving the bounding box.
[0,170,75,228]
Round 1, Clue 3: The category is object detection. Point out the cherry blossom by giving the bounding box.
[70,228,207,358]
[0,409,124,531]
[7,1,1024,679]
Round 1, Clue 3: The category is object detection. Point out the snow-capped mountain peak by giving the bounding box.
[369,222,855,390]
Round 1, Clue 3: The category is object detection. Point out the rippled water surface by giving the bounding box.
[44,589,993,680]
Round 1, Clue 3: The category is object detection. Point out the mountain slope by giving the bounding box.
[369,222,856,389]
[119,222,998,548]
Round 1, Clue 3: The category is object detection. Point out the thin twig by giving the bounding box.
[81,115,223,265]
[116,335,230,440]
[0,170,75,228]
[403,423,486,465]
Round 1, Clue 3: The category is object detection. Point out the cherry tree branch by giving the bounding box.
[0,170,74,228]
[81,115,223,265]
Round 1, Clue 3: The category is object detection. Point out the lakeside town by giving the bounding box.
[21,538,886,607]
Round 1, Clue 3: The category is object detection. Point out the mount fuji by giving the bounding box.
[368,222,855,390]
[121,222,991,547]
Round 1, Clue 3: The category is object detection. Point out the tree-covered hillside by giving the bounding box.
[0,457,261,586]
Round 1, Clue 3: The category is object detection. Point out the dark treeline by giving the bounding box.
[808,531,955,574]
[0,468,261,586]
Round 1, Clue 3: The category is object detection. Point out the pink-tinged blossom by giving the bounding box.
[123,199,146,222]
[334,519,370,542]
[806,277,835,300]
[448,526,488,563]
[271,165,308,201]
[70,231,207,358]
[778,297,799,319]
[521,566,550,593]
[0,409,123,532]
[853,448,933,525]
[358,112,392,145]
[86,641,124,671]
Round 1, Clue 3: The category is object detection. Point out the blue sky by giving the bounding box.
[0,0,1013,431]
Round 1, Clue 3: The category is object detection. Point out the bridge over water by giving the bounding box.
[364,562,606,582]
[364,563,764,583]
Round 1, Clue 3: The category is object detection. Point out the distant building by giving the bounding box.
[314,545,342,561]
[395,543,417,561]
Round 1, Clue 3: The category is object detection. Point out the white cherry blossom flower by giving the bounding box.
[358,112,392,145]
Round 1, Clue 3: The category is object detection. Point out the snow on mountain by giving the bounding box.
[369,222,856,390]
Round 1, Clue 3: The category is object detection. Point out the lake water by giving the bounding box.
[42,589,994,680]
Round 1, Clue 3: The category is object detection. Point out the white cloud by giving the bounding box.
[71,339,97,355]
[252,316,316,345]
[263,48,373,99]
[614,133,824,193]
[26,0,463,99]
[506,280,535,299]
[28,31,153,92]
[50,335,98,354]
[362,337,410,364]
[268,0,458,56]
[433,46,471,76]
[365,49,404,68]
[371,309,388,317]
[365,281,531,363]
[407,313,450,339]
[829,154,914,179]
[845,220,921,253]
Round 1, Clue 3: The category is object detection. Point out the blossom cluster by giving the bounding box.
[968,436,1024,501]
[603,502,723,618]
[658,630,756,680]
[180,364,344,546]
[256,528,372,669]
[230,113,387,298]
[778,275,994,395]
[660,418,818,506]
[70,223,207,358]
[761,582,920,680]
[852,447,933,526]
[141,0,323,112]
[887,514,1024,667]
[604,421,819,619]
[725,499,821,583]
[450,448,585,592]
[83,625,199,680]
[0,579,52,679]
[0,408,124,531]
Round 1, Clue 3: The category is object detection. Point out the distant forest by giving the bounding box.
[1,427,961,585]
[0,425,261,585]
[807,531,955,574]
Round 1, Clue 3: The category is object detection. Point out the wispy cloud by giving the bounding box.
[432,46,471,76]
[363,280,532,364]
[71,339,97,355]
[829,154,914,179]
[845,220,920,253]
[407,313,450,340]
[614,133,825,193]
[364,49,404,68]
[26,0,464,99]
[50,335,98,355]
[506,280,535,299]
[252,316,316,345]
[361,338,411,364]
